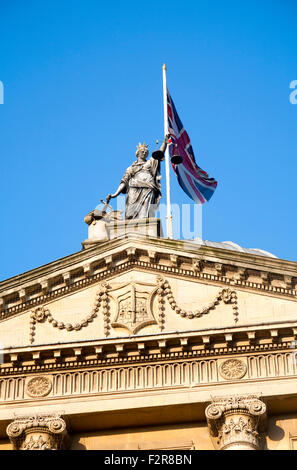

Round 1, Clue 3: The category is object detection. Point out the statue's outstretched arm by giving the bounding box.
[159,134,170,153]
[106,183,126,202]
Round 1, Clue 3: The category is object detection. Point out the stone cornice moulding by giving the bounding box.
[2,317,297,352]
[1,235,297,292]
[1,321,297,376]
[1,347,296,378]
[0,251,296,322]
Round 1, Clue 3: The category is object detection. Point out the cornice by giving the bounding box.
[1,322,297,376]
[0,235,296,322]
[2,235,297,290]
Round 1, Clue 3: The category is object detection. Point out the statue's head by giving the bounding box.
[136,142,149,161]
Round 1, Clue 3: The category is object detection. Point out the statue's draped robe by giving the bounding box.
[120,157,161,219]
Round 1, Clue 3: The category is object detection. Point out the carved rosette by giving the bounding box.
[219,359,247,380]
[26,376,52,398]
[6,415,69,450]
[205,395,266,450]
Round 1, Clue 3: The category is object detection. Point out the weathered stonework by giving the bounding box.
[28,282,108,343]
[0,228,296,450]
[156,276,239,323]
[6,415,69,450]
[205,395,267,450]
[1,236,296,321]
[26,376,52,398]
[219,359,247,380]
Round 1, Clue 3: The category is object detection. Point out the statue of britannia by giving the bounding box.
[106,136,169,219]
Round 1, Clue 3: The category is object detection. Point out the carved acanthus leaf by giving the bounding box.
[6,414,69,450]
[205,395,267,450]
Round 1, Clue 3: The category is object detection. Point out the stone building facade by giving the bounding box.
[0,219,297,450]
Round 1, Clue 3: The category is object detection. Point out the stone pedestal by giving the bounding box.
[82,219,109,249]
[107,217,163,240]
[205,395,267,450]
[6,415,70,450]
[82,213,163,249]
[82,210,123,249]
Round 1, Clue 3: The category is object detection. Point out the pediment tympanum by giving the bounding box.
[1,267,297,350]
[25,274,238,344]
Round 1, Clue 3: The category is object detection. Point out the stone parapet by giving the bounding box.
[107,217,163,240]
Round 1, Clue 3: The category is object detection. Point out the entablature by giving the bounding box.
[1,321,297,376]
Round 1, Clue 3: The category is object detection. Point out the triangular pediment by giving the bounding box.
[0,234,296,351]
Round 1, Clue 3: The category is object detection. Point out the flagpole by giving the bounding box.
[162,63,173,239]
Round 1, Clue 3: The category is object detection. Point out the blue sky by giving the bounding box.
[0,0,296,280]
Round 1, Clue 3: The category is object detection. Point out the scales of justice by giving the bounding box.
[82,137,183,249]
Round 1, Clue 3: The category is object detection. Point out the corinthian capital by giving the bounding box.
[6,414,69,450]
[205,395,266,450]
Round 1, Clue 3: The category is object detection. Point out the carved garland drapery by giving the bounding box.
[156,276,239,324]
[29,277,239,341]
[29,282,110,343]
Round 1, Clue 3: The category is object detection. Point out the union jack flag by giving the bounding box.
[167,89,217,204]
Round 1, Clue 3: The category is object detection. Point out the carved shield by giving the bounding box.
[110,282,157,334]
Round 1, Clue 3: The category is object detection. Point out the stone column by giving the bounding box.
[205,395,266,450]
[6,414,69,450]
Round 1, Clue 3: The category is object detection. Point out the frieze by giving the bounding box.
[0,351,296,404]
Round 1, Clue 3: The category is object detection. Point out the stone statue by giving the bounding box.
[106,136,169,219]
